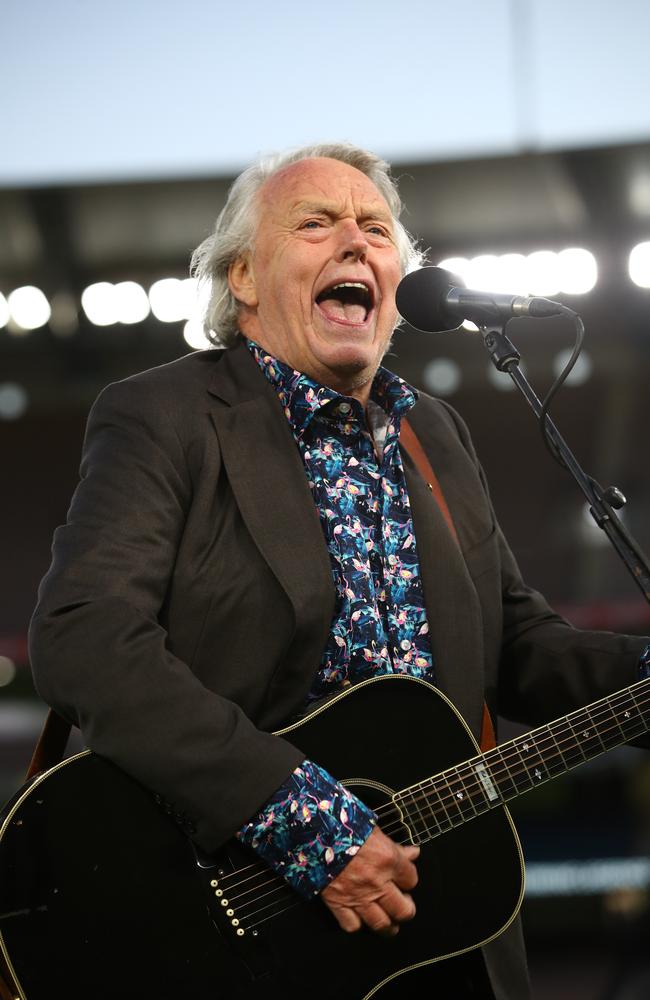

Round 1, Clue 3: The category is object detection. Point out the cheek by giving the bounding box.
[379,280,399,319]
[257,264,297,316]
[273,255,314,308]
[380,257,402,302]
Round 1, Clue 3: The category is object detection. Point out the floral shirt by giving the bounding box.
[238,340,434,898]
[640,644,650,679]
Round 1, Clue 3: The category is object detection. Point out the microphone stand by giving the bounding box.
[480,320,650,606]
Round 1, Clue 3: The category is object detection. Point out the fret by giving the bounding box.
[457,760,494,815]
[439,767,479,823]
[469,758,502,806]
[628,686,650,728]
[402,779,453,836]
[399,786,434,843]
[547,719,572,770]
[610,689,647,741]
[583,705,608,750]
[586,700,627,750]
[417,795,442,841]
[486,747,518,800]
[564,708,602,761]
[526,727,566,779]
[508,734,546,793]
[545,720,584,769]
[429,778,455,832]
[601,694,629,742]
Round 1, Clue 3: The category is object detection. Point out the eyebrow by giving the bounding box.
[291,200,394,225]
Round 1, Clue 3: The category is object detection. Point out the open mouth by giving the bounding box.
[315,281,374,325]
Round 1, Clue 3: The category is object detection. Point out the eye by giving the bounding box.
[366,224,391,238]
[301,219,325,230]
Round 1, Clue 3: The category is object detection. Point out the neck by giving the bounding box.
[244,334,376,409]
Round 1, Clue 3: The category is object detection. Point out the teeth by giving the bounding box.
[315,281,373,316]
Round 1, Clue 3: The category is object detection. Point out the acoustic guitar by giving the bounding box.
[1,673,648,999]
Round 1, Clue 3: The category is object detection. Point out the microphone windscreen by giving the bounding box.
[396,266,464,333]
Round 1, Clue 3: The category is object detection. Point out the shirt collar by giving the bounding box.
[246,338,417,437]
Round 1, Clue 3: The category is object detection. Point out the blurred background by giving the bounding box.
[3,0,650,996]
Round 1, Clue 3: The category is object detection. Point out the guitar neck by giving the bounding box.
[393,678,650,843]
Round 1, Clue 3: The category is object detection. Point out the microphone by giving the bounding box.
[395,266,565,333]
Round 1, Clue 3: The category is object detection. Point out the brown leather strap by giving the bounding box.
[399,419,458,544]
[400,418,496,752]
[480,703,496,752]
[25,709,71,781]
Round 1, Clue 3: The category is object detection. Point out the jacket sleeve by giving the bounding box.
[28,376,305,852]
[496,517,648,728]
[437,399,649,730]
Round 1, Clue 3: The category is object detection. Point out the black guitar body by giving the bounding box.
[0,676,524,999]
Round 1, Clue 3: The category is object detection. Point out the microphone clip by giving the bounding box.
[482,327,521,373]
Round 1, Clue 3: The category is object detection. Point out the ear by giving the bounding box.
[228,253,258,309]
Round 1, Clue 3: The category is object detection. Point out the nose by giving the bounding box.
[335,220,368,263]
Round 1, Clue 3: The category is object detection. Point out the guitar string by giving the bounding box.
[216,691,649,900]
[216,694,650,915]
[236,896,297,921]
[217,861,282,894]
[237,705,650,930]
[390,688,650,827]
[245,896,305,930]
[239,749,564,929]
[389,685,649,811]
[385,696,650,839]
[233,760,650,927]
[217,704,650,918]
[230,877,297,913]
[239,783,508,929]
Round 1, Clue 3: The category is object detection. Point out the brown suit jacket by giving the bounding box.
[29,339,648,999]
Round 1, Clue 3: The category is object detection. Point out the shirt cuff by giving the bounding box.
[638,643,650,679]
[237,758,376,899]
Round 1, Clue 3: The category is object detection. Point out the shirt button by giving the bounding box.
[400,639,412,651]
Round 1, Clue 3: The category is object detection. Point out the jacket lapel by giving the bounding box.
[403,452,486,740]
[207,343,335,682]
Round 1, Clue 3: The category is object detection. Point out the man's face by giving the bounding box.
[229,157,402,402]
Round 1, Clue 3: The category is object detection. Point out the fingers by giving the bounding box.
[334,906,363,934]
[376,883,416,925]
[356,900,400,936]
[320,827,419,936]
[393,844,420,892]
[336,887,415,936]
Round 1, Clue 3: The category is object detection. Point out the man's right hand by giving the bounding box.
[320,826,420,936]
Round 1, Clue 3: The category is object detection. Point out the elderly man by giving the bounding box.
[29,143,650,999]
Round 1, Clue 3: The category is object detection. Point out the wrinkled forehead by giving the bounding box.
[256,157,393,224]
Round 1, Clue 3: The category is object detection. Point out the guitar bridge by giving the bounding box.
[192,844,279,980]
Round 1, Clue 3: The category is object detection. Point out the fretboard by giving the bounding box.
[393,677,650,844]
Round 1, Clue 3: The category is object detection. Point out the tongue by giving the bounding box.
[318,297,367,324]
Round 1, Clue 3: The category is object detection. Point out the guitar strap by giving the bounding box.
[24,414,496,782]
[26,706,71,781]
[400,418,497,753]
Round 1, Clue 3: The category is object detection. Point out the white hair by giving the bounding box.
[190,142,423,347]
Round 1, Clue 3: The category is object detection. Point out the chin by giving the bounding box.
[317,333,376,363]
[323,348,374,376]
